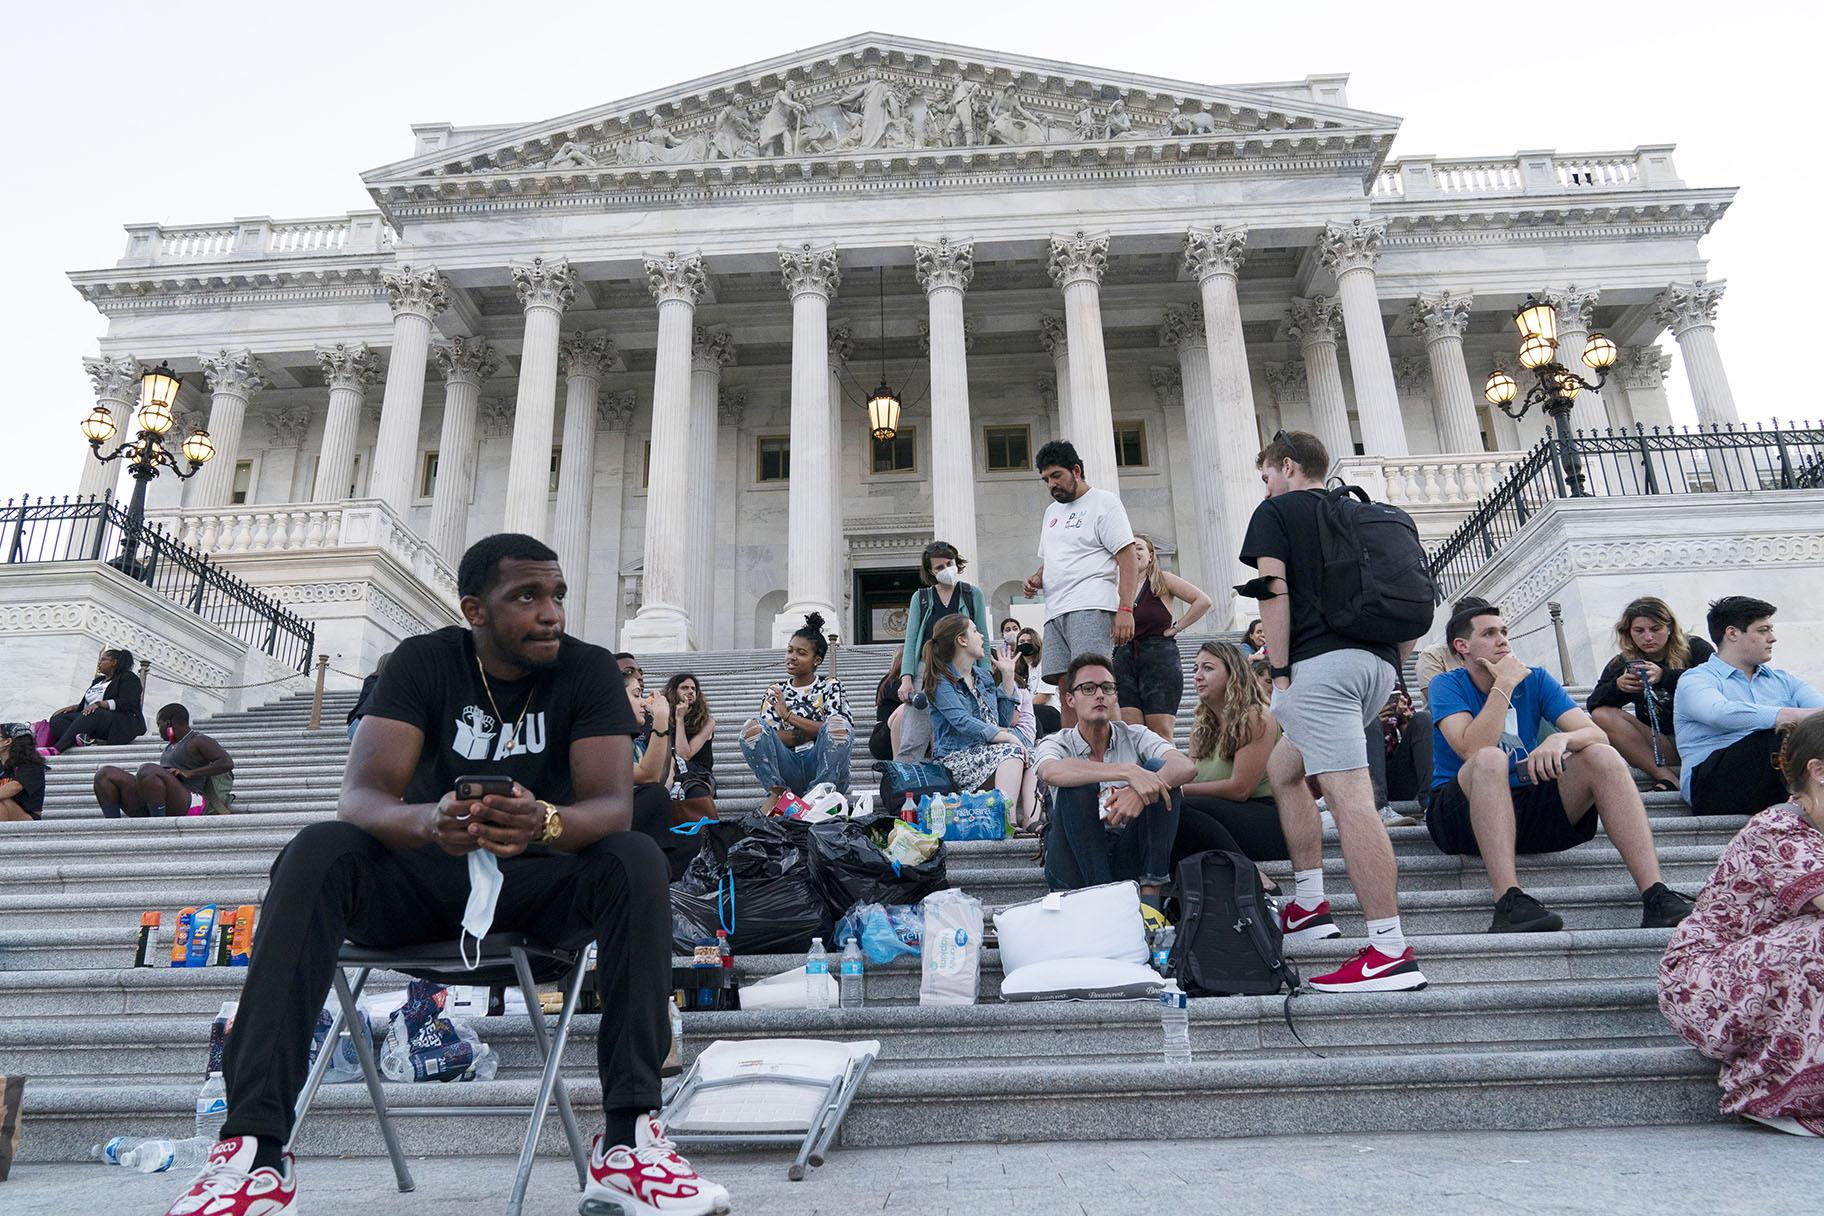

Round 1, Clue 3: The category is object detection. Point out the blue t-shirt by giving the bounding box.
[1428,666,1577,790]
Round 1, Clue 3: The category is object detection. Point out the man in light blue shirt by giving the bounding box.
[1673,596,1824,815]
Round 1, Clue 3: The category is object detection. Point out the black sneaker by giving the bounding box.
[1489,887,1564,933]
[1641,882,1696,929]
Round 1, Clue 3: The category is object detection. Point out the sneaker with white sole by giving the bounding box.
[1379,805,1420,828]
[581,1113,732,1216]
[1280,898,1343,942]
[1307,945,1428,993]
[162,1137,297,1216]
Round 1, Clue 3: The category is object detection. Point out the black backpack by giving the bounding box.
[1314,484,1437,645]
[1165,850,1298,997]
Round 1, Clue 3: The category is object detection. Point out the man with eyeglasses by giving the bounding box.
[1032,653,1196,909]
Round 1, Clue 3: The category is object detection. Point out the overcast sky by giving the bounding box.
[5,0,1815,499]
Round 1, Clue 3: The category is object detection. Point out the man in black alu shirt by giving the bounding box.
[163,533,730,1216]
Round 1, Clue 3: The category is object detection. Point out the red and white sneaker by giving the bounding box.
[1280,898,1342,942]
[581,1113,732,1216]
[1308,945,1427,993]
[163,1137,297,1216]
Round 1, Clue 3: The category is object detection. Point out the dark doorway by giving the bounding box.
[853,567,923,645]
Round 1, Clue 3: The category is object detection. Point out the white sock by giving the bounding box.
[1365,916,1406,957]
[1293,868,1325,907]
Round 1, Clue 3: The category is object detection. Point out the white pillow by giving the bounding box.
[1001,958,1164,1002]
[993,881,1149,973]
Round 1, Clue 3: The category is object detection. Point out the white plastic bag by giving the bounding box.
[741,964,839,1010]
[800,782,850,823]
[919,889,984,1006]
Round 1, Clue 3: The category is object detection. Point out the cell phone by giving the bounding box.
[455,775,516,801]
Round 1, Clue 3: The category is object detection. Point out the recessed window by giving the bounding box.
[1112,421,1148,469]
[419,451,439,498]
[871,427,917,475]
[642,440,652,489]
[757,435,790,483]
[548,448,561,494]
[984,425,1030,472]
[229,460,254,505]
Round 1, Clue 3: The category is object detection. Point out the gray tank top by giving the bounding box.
[160,730,215,794]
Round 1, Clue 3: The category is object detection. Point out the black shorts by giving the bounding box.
[1425,778,1599,858]
[1690,729,1785,817]
[1114,635,1184,717]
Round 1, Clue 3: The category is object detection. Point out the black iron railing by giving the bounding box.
[1429,422,1824,599]
[1,495,315,673]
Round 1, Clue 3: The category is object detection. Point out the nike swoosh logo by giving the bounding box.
[1360,955,1409,978]
[1284,908,1328,930]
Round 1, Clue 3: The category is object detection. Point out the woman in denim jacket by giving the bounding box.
[922,614,1040,828]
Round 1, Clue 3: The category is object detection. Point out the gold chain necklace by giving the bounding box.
[474,649,535,754]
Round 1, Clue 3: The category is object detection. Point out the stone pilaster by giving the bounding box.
[686,326,735,643]
[1406,291,1483,453]
[188,350,266,507]
[1542,285,1611,435]
[1038,315,1072,443]
[1047,231,1119,489]
[594,391,636,642]
[1318,220,1406,456]
[772,242,841,645]
[1653,280,1739,426]
[554,331,615,627]
[502,257,578,536]
[369,266,449,515]
[1287,296,1352,464]
[311,342,383,503]
[427,336,497,568]
[915,237,980,563]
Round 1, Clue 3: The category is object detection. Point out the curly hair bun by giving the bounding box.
[802,612,826,633]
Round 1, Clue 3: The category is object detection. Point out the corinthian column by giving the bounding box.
[1318,221,1406,456]
[1039,317,1073,441]
[312,342,382,502]
[427,337,497,567]
[1184,225,1265,591]
[1543,285,1611,435]
[503,257,578,536]
[1654,280,1740,426]
[826,323,852,622]
[189,350,266,507]
[369,266,449,515]
[77,355,141,503]
[554,331,615,628]
[1288,296,1352,464]
[687,326,734,643]
[1406,291,1483,453]
[774,242,840,644]
[915,237,980,561]
[1048,232,1119,489]
[622,252,706,652]
[1158,304,1235,622]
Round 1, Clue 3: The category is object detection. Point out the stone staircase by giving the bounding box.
[0,641,1731,1162]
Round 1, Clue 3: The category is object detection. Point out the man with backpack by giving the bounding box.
[1239,430,1429,992]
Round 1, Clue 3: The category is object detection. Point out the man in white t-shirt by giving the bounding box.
[1023,440,1139,727]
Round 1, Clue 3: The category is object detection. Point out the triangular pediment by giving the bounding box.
[363,32,1398,187]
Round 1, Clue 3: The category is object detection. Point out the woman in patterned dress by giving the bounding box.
[1659,713,1824,1136]
[924,614,1039,828]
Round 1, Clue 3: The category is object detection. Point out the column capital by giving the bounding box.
[1047,231,1108,288]
[828,320,855,367]
[1263,360,1309,406]
[1393,356,1430,397]
[919,316,976,355]
[480,397,516,440]
[717,385,748,427]
[1620,344,1675,389]
[1653,279,1726,335]
[1183,225,1247,282]
[1038,373,1058,411]
[1038,314,1069,356]
[264,404,312,449]
[644,251,706,306]
[1149,365,1183,406]
[314,341,383,391]
[381,264,451,320]
[433,335,500,386]
[779,242,840,300]
[597,389,637,431]
[1159,302,1207,352]
[1542,284,1600,332]
[512,256,580,313]
[1407,290,1474,342]
[1318,219,1386,275]
[559,330,619,379]
[1287,295,1345,346]
[199,349,268,398]
[691,326,737,373]
[81,353,145,405]
[914,237,974,294]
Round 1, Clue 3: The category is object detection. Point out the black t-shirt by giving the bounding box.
[1240,488,1397,669]
[2,762,45,819]
[360,626,637,806]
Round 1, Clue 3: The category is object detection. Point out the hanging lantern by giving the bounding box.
[866,380,901,442]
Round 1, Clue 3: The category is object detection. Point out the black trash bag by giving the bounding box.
[808,814,948,913]
[670,814,828,956]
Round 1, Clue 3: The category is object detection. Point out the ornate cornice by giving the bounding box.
[381,264,450,320]
[1407,290,1473,342]
[1048,231,1108,289]
[559,330,619,379]
[779,243,840,300]
[1038,315,1068,357]
[598,389,637,431]
[1318,219,1386,275]
[263,404,313,448]
[200,349,267,398]
[691,327,736,372]
[1542,284,1599,333]
[315,342,382,392]
[1183,225,1246,282]
[1373,193,1732,248]
[1159,303,1206,351]
[914,237,974,294]
[433,335,500,385]
[644,251,706,306]
[71,267,389,316]
[1287,295,1344,347]
[82,353,145,407]
[513,256,579,313]
[1653,279,1725,336]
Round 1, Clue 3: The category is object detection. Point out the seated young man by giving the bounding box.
[160,534,729,1216]
[1428,604,1695,933]
[93,703,233,817]
[1033,653,1195,908]
[1673,595,1824,817]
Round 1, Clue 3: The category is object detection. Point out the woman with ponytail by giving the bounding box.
[739,612,853,799]
[924,614,1040,829]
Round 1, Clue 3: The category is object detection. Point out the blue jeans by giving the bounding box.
[1042,757,1180,890]
[740,717,853,797]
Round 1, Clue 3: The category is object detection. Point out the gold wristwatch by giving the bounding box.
[537,800,563,844]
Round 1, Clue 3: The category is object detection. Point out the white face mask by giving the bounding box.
[460,849,504,970]
[934,566,959,587]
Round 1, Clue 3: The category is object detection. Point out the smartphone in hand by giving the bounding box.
[455,774,516,801]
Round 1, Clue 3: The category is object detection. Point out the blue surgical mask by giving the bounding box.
[460,850,504,970]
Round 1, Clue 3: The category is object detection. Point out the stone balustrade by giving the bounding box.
[1331,450,1526,541]
[120,212,395,267]
[1371,146,1679,200]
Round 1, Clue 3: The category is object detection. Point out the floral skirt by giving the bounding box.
[940,741,1025,792]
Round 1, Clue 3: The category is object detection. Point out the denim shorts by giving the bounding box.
[1114,636,1185,717]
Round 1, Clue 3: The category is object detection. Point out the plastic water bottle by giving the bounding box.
[1151,925,1176,974]
[90,1135,150,1165]
[928,796,949,839]
[839,936,865,1008]
[194,1072,227,1142]
[122,1136,211,1173]
[1159,979,1191,1063]
[805,938,830,1009]
[669,998,685,1059]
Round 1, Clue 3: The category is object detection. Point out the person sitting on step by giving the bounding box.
[0,729,48,822]
[1673,595,1824,817]
[1427,602,1695,933]
[1033,652,1195,910]
[46,646,145,752]
[924,614,1039,830]
[1658,713,1824,1138]
[869,652,905,762]
[894,540,990,762]
[739,612,852,800]
[92,703,233,818]
[155,532,729,1216]
[1013,626,1062,740]
[664,672,718,824]
[622,660,690,879]
[1174,641,1299,874]
[1587,596,1714,793]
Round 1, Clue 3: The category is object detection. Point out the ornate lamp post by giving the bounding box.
[80,361,214,568]
[1484,296,1618,496]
